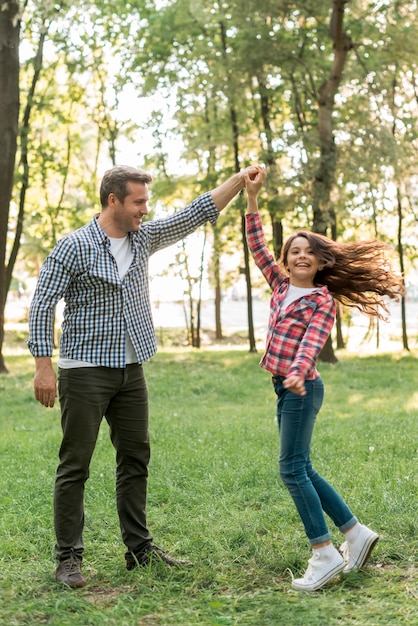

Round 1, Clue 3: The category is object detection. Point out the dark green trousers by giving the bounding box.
[55,364,152,561]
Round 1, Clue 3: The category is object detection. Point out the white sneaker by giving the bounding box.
[339,524,379,572]
[291,546,345,591]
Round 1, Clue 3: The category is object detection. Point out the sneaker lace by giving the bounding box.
[303,552,321,581]
[339,541,349,562]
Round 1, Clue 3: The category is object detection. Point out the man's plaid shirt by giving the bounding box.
[28,192,219,368]
[246,212,336,380]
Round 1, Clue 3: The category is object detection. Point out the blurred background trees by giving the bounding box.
[1,0,417,371]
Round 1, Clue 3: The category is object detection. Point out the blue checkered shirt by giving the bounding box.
[28,192,219,367]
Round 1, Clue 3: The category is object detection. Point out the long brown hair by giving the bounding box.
[281,231,404,319]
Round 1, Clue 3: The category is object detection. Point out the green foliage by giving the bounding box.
[3,0,418,363]
[0,348,417,625]
[10,0,418,271]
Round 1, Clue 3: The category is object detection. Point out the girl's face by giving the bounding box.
[285,236,323,288]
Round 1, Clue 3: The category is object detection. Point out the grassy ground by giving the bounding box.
[0,344,417,625]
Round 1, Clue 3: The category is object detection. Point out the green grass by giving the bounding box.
[0,347,417,625]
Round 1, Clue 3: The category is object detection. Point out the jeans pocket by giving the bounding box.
[311,379,325,413]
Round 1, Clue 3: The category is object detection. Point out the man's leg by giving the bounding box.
[105,364,152,554]
[55,367,116,585]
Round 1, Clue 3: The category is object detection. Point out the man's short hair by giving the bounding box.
[100,165,153,207]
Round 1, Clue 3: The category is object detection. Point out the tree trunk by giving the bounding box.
[335,305,345,349]
[194,226,207,349]
[396,186,409,350]
[7,28,46,294]
[242,212,257,352]
[219,18,256,352]
[213,228,223,340]
[257,74,284,261]
[314,0,353,364]
[320,335,338,364]
[232,108,256,353]
[390,74,409,352]
[0,2,20,374]
[312,0,353,236]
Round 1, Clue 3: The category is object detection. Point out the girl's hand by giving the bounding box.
[244,165,266,196]
[283,374,306,396]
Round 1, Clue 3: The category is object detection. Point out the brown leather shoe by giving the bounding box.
[55,556,87,588]
[126,545,191,570]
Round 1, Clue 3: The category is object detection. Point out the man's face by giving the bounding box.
[109,182,150,236]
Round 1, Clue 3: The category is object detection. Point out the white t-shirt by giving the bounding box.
[58,236,138,368]
[281,284,318,311]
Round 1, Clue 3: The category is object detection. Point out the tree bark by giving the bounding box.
[312,0,353,236]
[0,1,20,374]
[7,27,46,295]
[313,0,353,363]
[219,19,256,352]
[396,186,409,351]
[213,229,223,340]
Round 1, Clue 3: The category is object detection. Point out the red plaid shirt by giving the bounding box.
[246,213,336,380]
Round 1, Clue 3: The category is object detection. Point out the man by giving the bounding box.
[28,163,262,588]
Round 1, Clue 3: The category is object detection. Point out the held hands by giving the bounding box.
[283,374,307,396]
[243,164,266,196]
[243,165,266,214]
[210,164,265,212]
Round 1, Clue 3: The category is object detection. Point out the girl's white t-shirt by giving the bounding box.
[58,235,137,368]
[281,284,318,311]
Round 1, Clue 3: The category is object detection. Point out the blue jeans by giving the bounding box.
[274,376,356,545]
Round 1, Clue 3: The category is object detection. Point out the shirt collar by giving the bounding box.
[91,214,136,251]
[92,214,109,246]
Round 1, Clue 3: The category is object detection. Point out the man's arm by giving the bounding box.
[34,356,57,408]
[210,166,263,212]
[28,249,73,408]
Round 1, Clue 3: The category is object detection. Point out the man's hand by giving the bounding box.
[282,374,306,396]
[34,357,57,408]
[210,164,265,212]
[244,165,266,196]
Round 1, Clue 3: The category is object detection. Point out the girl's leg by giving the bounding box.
[276,377,331,544]
[274,377,376,590]
[275,377,355,543]
[306,463,357,532]
[275,377,345,590]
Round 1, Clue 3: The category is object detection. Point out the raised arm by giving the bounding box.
[244,165,267,213]
[210,165,265,212]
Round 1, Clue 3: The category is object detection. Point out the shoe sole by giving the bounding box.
[291,560,345,592]
[343,534,379,573]
[55,575,87,588]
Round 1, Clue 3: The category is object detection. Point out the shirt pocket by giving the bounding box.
[290,298,317,325]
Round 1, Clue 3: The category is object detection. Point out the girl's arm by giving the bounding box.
[211,165,263,211]
[284,296,336,396]
[244,166,266,213]
[245,212,282,290]
[244,169,284,290]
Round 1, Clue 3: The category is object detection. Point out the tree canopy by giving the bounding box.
[0,0,416,371]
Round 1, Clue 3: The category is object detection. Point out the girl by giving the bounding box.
[244,167,403,591]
